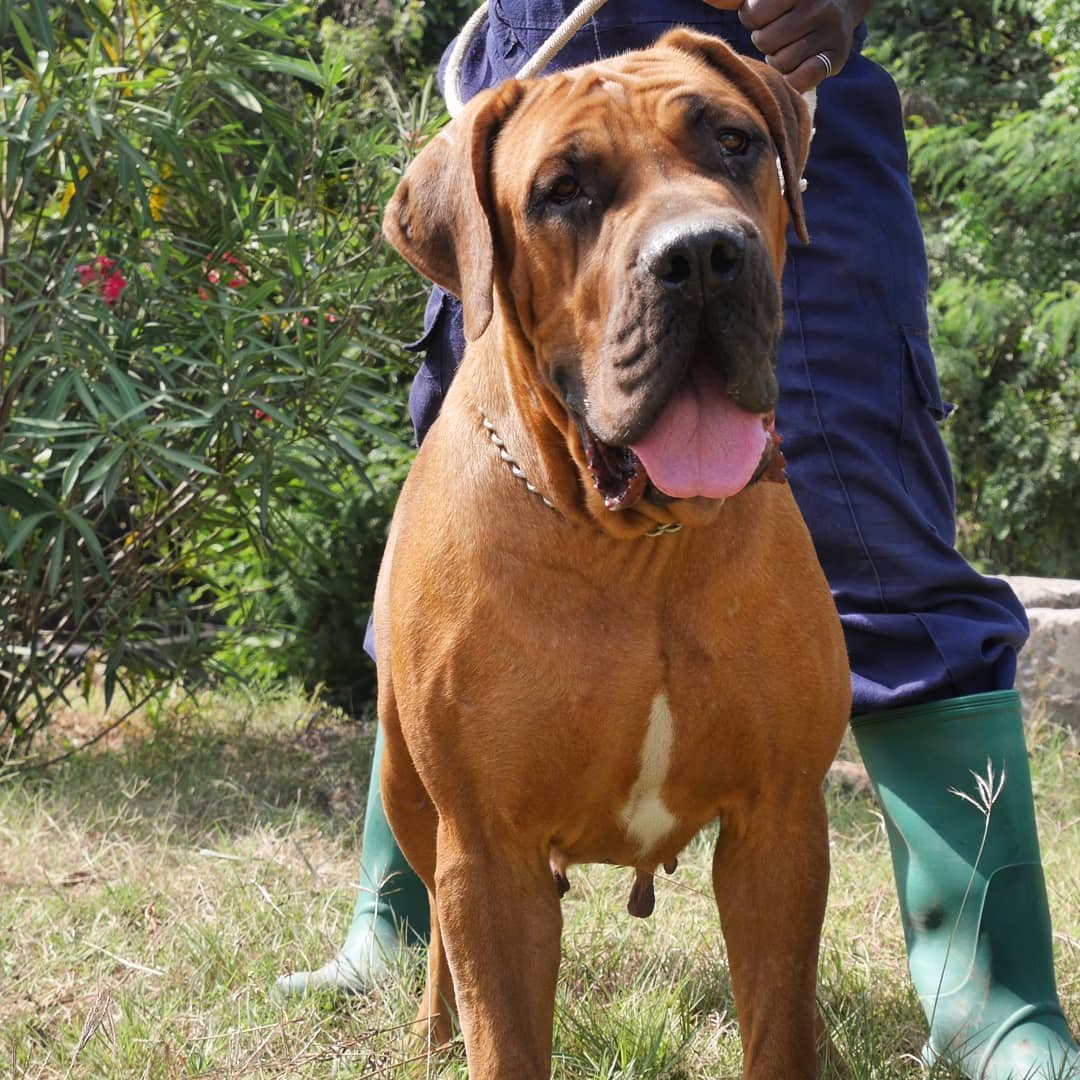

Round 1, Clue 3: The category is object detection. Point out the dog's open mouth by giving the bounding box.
[581,429,649,512]
[581,359,784,511]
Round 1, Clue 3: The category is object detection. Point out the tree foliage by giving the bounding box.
[868,0,1080,575]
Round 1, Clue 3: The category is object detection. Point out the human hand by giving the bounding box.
[701,0,874,91]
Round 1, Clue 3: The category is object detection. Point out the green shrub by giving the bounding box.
[0,0,443,747]
[868,0,1080,576]
[270,444,413,714]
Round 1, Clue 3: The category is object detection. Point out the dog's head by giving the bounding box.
[385,29,811,511]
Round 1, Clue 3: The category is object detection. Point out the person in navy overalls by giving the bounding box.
[277,2,1079,1073]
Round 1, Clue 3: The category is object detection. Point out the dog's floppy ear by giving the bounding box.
[658,29,812,243]
[383,81,524,341]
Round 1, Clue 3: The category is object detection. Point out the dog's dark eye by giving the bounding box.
[549,175,581,203]
[717,130,750,155]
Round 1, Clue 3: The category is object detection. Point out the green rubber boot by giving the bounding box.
[275,725,430,996]
[852,690,1078,1078]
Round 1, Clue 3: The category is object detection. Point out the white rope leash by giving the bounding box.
[515,0,611,80]
[443,1,493,117]
[444,0,610,117]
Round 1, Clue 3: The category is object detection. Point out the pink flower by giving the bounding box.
[294,310,338,334]
[76,255,127,309]
[203,250,250,291]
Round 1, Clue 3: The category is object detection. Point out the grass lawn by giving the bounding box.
[2,689,1077,1078]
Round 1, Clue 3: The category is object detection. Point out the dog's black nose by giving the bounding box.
[644,223,747,302]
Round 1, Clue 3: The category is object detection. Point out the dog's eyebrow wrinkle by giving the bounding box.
[599,77,627,101]
[553,66,650,108]
[563,68,605,101]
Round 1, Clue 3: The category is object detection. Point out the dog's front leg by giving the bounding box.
[712,787,832,1079]
[434,821,563,1079]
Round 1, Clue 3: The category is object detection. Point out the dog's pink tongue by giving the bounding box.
[630,366,767,500]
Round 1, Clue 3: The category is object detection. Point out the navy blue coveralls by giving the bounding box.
[398,0,1029,717]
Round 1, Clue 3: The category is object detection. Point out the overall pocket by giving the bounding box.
[898,324,956,532]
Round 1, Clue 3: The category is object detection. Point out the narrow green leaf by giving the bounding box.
[45,526,66,596]
[8,10,35,63]
[259,452,271,538]
[71,376,104,421]
[103,650,120,711]
[68,543,85,619]
[62,437,104,500]
[65,510,111,581]
[2,511,52,560]
[154,445,219,476]
[11,417,97,435]
[215,77,263,115]
[24,0,54,55]
[245,54,326,88]
[0,478,50,516]
[108,366,144,413]
[82,446,126,504]
[86,100,103,140]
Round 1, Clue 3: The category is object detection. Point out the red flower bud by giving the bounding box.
[77,255,127,308]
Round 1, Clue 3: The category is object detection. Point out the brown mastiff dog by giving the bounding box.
[377,27,850,1079]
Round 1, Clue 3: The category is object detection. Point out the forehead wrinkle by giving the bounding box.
[526,63,685,125]
[502,86,629,172]
[523,51,694,105]
[591,51,772,131]
[497,56,754,197]
[546,70,682,141]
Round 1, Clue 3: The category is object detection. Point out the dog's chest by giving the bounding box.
[619,691,679,856]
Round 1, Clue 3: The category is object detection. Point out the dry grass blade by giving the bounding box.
[83,941,164,978]
[63,989,114,1078]
[949,758,1007,816]
[355,1040,465,1079]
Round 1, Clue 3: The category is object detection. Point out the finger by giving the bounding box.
[765,31,846,74]
[738,0,797,32]
[783,50,835,92]
[749,7,817,57]
[700,0,743,9]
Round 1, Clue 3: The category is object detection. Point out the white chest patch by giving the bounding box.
[620,691,678,857]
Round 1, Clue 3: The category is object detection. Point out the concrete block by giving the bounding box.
[1003,577,1080,731]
